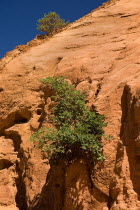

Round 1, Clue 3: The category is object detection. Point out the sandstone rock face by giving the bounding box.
[0,0,140,209]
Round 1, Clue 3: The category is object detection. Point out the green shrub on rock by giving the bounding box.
[37,12,69,34]
[30,76,107,165]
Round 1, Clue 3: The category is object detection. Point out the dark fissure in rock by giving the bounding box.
[94,83,101,99]
[3,130,28,209]
[4,131,22,152]
[0,87,4,92]
[15,159,28,210]
[120,85,140,200]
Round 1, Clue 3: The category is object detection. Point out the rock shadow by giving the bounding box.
[120,85,140,199]
[29,159,94,210]
[29,162,66,210]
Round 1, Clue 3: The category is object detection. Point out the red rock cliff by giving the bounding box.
[0,0,140,209]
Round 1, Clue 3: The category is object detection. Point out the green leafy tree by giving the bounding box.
[37,12,69,34]
[30,76,107,165]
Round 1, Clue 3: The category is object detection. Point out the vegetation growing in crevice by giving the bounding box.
[30,76,107,166]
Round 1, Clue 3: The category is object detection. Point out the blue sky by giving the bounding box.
[0,0,108,58]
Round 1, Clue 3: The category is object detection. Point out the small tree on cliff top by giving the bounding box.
[30,76,107,166]
[37,12,69,34]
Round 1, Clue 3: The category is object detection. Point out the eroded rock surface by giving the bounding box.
[0,0,140,209]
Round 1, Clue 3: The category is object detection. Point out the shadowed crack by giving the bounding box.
[0,110,30,210]
[4,130,22,152]
[94,83,101,100]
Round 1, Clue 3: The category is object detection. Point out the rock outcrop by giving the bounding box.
[0,0,140,209]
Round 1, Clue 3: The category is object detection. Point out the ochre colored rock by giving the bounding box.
[0,0,140,209]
